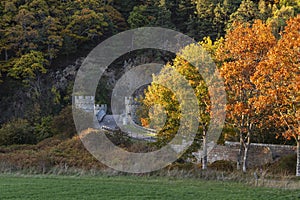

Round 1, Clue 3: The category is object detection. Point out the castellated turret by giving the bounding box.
[74,96,95,113]
[124,96,139,124]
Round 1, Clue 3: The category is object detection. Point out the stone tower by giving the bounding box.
[74,96,95,113]
[124,96,139,124]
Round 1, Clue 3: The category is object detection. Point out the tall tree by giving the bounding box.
[111,0,142,19]
[127,2,174,28]
[267,4,296,37]
[213,3,228,38]
[141,43,224,169]
[227,0,260,29]
[258,0,272,21]
[251,15,300,176]
[223,0,243,14]
[171,0,197,33]
[216,20,276,172]
[65,8,108,43]
[187,0,219,40]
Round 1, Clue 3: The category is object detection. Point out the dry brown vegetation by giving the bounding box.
[0,132,298,187]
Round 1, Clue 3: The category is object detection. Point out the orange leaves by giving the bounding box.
[233,102,250,115]
[217,20,276,63]
[252,15,300,140]
[216,19,277,134]
[140,118,149,128]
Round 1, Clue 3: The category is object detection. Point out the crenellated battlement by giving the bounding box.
[74,96,95,100]
[74,96,95,112]
[95,104,107,115]
[74,95,139,125]
[74,96,108,116]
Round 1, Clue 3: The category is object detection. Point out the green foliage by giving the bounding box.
[0,0,124,70]
[128,3,174,28]
[34,116,53,142]
[128,5,150,28]
[102,5,128,35]
[141,43,215,149]
[65,8,107,42]
[187,0,217,40]
[8,51,47,82]
[227,0,260,29]
[267,4,296,37]
[279,0,300,13]
[199,36,224,61]
[166,0,197,33]
[187,0,241,40]
[112,0,142,19]
[0,119,35,146]
[258,0,273,21]
[0,0,129,127]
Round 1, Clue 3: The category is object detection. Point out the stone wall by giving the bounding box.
[205,141,296,167]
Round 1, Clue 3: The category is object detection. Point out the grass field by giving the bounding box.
[0,174,299,199]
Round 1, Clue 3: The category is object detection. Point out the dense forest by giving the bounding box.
[0,0,299,174]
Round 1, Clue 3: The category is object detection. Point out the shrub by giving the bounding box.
[0,119,35,146]
[34,116,53,142]
[209,160,235,172]
[105,130,132,147]
[126,140,158,153]
[51,106,77,139]
[267,154,296,175]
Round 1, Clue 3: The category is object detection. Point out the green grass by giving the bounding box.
[0,175,299,200]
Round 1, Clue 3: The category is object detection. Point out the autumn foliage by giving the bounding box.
[216,20,277,172]
[214,15,300,175]
[252,15,300,176]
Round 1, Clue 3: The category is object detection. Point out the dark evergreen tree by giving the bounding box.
[111,0,142,19]
[258,0,272,21]
[187,0,220,40]
[227,0,260,29]
[128,2,174,28]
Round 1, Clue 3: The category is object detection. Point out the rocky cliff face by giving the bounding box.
[0,50,171,124]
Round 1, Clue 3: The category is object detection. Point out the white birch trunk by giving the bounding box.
[202,130,207,170]
[237,134,243,170]
[296,137,300,177]
[242,135,251,173]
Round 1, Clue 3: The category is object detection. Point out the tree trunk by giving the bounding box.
[296,137,300,177]
[243,144,249,173]
[202,130,207,170]
[237,134,243,170]
[242,134,251,173]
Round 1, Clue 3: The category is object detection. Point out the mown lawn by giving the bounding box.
[0,174,299,200]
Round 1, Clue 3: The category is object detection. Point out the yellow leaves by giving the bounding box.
[8,50,48,81]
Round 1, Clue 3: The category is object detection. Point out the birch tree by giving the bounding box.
[216,20,276,172]
[252,15,300,176]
